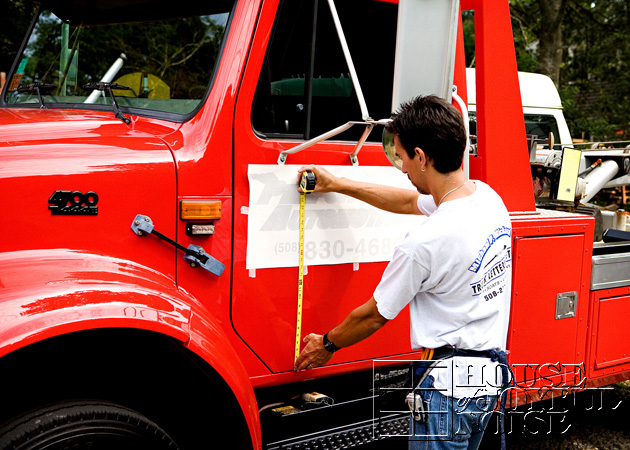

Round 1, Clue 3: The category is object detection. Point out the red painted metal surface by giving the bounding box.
[588,286,630,379]
[0,248,190,355]
[463,0,536,213]
[0,109,177,268]
[507,214,594,403]
[231,0,422,377]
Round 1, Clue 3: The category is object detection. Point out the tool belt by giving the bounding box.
[406,345,514,450]
[411,345,510,380]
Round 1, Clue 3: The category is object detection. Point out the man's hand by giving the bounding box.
[297,165,340,194]
[294,333,334,371]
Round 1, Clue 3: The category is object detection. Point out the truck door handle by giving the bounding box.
[131,214,225,276]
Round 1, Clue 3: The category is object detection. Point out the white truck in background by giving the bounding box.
[467,68,630,234]
[466,68,572,156]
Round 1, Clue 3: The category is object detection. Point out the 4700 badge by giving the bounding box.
[48,190,99,215]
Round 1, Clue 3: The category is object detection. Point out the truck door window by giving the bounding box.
[468,112,560,148]
[3,2,234,121]
[524,114,561,145]
[252,0,397,141]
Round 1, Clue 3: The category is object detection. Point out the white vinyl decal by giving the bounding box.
[246,164,425,270]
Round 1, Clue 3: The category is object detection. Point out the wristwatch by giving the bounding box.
[323,333,340,353]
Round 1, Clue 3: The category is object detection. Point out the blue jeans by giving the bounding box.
[408,374,498,450]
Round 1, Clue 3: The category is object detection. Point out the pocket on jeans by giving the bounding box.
[453,395,496,442]
[455,397,479,441]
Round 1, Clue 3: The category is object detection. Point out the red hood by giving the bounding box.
[0,107,179,180]
[0,107,174,144]
[0,106,178,262]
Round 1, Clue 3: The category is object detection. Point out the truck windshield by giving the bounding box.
[3,3,234,120]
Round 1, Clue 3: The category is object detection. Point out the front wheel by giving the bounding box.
[0,400,180,450]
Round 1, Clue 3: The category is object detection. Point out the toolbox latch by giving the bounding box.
[555,292,577,319]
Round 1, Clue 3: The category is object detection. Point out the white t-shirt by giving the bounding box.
[374,181,512,398]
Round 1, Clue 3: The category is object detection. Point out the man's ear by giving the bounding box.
[415,147,427,167]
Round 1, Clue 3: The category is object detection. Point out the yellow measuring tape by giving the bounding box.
[295,171,316,365]
[294,191,306,364]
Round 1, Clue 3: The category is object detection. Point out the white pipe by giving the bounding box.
[580,159,619,203]
[84,53,127,104]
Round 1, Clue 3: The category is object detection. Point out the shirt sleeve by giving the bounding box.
[373,246,429,320]
[417,194,438,216]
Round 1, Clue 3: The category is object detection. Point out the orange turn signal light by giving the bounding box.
[180,199,222,220]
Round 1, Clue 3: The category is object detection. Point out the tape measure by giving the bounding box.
[299,170,317,193]
[295,171,316,365]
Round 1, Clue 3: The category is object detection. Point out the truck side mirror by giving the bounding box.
[382,128,402,171]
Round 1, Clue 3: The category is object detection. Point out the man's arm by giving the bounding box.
[298,166,422,215]
[294,297,389,371]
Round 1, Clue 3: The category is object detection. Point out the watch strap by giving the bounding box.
[323,333,340,353]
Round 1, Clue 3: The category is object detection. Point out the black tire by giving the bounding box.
[0,400,180,450]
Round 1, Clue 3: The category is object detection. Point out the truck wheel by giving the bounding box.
[0,400,180,450]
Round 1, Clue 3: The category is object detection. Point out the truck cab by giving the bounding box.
[1,0,629,449]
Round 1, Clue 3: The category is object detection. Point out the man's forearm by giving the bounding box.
[335,177,421,215]
[298,166,421,215]
[327,297,388,349]
[294,297,388,371]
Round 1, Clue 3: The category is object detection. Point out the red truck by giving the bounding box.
[1,0,628,448]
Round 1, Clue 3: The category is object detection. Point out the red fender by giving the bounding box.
[185,308,262,450]
[0,248,260,448]
[0,249,191,356]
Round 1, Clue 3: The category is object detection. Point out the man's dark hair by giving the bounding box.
[385,95,466,174]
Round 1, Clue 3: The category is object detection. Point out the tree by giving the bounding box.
[0,0,37,74]
[561,0,630,140]
[537,0,567,85]
[510,0,568,86]
[508,0,630,141]
[12,10,226,101]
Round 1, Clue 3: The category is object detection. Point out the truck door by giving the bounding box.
[232,0,425,373]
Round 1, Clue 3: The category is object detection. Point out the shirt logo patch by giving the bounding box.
[469,227,512,300]
[468,226,511,273]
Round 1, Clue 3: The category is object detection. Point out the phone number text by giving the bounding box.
[274,237,402,261]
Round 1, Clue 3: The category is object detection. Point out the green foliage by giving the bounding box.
[508,0,630,141]
[509,0,540,73]
[463,3,540,72]
[7,6,227,106]
[462,11,475,67]
[0,0,37,74]
[560,0,630,140]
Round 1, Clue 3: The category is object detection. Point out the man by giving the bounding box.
[294,95,512,450]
